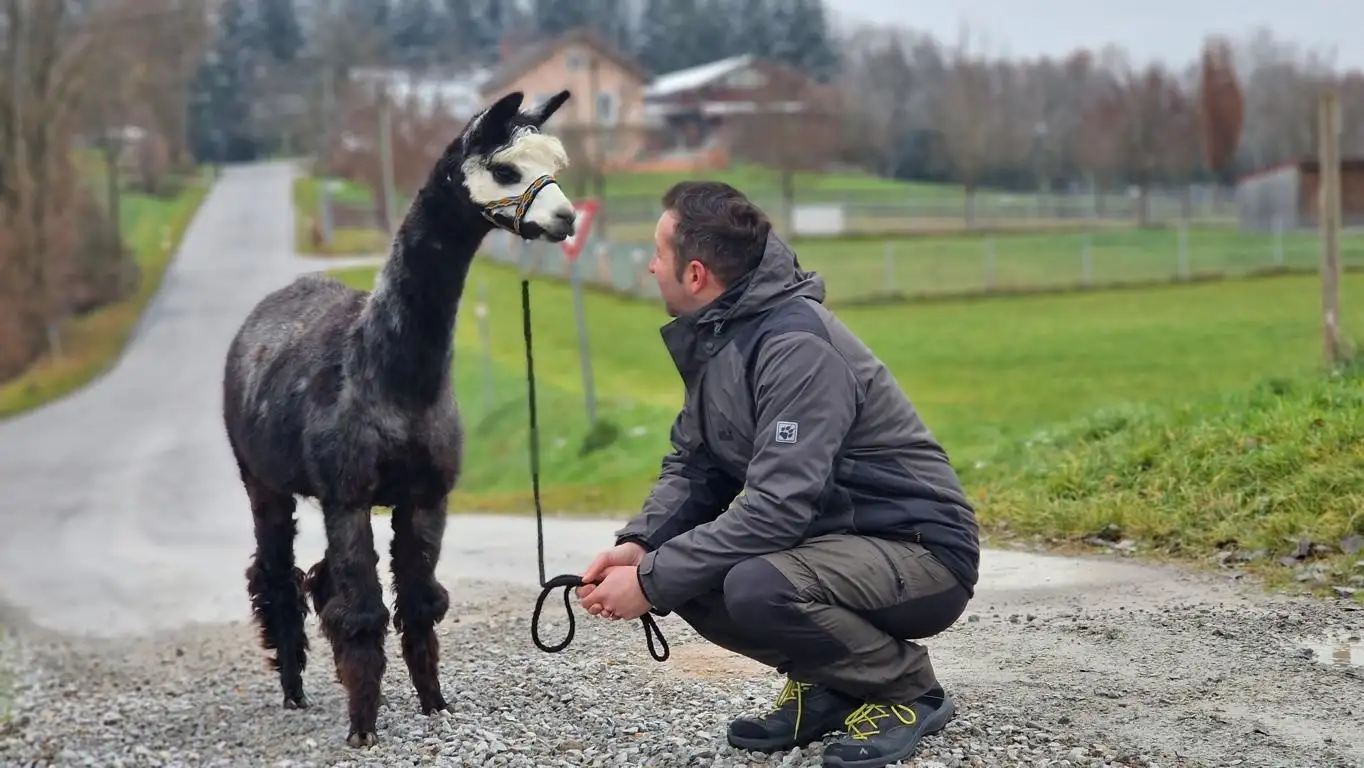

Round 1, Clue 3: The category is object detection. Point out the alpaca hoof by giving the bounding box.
[421,698,454,716]
[283,694,310,710]
[347,731,378,748]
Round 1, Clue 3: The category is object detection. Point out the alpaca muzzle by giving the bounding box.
[480,175,561,238]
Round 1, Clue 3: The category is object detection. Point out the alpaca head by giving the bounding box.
[443,90,577,242]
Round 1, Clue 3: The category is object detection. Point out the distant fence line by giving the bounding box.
[479,224,1357,306]
[319,187,1241,245]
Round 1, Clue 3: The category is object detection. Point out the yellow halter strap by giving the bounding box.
[481,174,557,237]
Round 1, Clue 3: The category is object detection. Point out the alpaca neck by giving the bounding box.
[357,183,493,407]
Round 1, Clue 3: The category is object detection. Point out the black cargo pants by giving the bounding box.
[670,534,970,703]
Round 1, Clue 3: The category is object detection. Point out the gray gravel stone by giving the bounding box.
[1,578,1362,768]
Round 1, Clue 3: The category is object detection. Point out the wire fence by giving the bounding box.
[589,188,1238,243]
[315,187,1239,247]
[478,222,1361,305]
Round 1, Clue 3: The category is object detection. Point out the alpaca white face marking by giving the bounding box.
[455,89,577,242]
[460,128,574,240]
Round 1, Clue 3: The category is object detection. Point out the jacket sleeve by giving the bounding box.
[636,330,860,613]
[613,397,744,553]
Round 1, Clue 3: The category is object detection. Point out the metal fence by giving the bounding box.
[479,222,1357,306]
[588,188,1239,244]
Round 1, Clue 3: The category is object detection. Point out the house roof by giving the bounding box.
[643,55,757,99]
[478,27,650,97]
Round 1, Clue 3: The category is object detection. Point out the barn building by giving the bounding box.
[1235,157,1364,232]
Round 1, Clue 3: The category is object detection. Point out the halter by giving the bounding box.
[480,174,558,238]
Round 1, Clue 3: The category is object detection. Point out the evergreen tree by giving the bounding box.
[782,0,838,81]
[388,0,444,67]
[635,0,711,74]
[587,0,633,55]
[256,0,304,64]
[532,0,590,38]
[188,0,261,162]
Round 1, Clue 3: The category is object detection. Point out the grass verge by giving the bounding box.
[0,171,210,420]
[292,175,390,255]
[966,365,1364,598]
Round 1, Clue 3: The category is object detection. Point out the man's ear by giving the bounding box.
[684,259,707,290]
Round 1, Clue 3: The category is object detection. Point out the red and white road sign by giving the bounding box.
[560,199,600,261]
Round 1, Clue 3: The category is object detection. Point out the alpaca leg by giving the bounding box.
[391,502,452,715]
[242,471,309,709]
[316,504,389,747]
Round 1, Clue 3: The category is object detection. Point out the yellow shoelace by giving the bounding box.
[843,703,918,740]
[761,679,811,734]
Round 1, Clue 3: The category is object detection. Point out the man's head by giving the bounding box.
[650,181,771,317]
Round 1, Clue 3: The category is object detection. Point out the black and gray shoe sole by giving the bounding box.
[820,696,958,768]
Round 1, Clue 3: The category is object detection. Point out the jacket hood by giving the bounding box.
[693,230,825,327]
[659,231,825,383]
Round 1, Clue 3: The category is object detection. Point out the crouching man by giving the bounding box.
[576,181,980,768]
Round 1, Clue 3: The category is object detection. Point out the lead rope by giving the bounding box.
[521,279,670,662]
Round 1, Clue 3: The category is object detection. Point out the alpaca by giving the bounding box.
[221,90,576,747]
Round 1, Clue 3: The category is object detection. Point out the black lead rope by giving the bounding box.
[520,279,670,663]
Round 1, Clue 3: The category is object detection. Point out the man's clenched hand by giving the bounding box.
[577,565,652,621]
[576,542,647,617]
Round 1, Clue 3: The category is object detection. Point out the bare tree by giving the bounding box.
[1197,35,1245,180]
[938,27,997,226]
[727,63,845,233]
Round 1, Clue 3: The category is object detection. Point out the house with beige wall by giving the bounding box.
[478,28,653,169]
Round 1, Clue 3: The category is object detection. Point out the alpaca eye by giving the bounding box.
[490,164,521,185]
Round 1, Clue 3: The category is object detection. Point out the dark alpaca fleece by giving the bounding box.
[222,91,573,747]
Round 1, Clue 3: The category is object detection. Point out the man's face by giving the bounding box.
[649,210,697,318]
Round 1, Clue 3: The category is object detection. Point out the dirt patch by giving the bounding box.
[665,642,772,681]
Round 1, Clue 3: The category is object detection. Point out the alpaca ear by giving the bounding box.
[524,90,571,127]
[463,91,525,148]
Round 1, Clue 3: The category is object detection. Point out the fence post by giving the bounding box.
[882,240,895,297]
[319,181,333,247]
[570,256,598,425]
[475,281,493,418]
[983,237,996,290]
[1177,223,1189,279]
[1272,215,1285,268]
[1081,232,1093,286]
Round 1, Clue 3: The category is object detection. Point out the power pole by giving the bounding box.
[1318,88,1344,368]
[378,86,397,232]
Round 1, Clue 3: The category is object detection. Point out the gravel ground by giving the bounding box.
[1,572,1361,768]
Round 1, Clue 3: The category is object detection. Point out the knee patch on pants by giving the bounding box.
[722,557,850,667]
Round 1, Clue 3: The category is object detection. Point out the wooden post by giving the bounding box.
[378,90,397,233]
[1318,89,1344,367]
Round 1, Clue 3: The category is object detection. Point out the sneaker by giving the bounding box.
[821,685,957,768]
[726,678,861,753]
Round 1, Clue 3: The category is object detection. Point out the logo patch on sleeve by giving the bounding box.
[774,421,799,443]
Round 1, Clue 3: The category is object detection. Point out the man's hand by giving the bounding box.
[576,542,646,599]
[577,565,652,621]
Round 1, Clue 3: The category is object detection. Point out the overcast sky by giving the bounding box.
[824,0,1364,71]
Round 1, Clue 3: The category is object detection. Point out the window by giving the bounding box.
[595,91,618,124]
[565,52,585,71]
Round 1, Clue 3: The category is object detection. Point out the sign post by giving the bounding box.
[562,200,601,425]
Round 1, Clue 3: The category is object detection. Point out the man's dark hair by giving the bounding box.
[661,180,771,285]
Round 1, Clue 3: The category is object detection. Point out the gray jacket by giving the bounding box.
[616,232,980,614]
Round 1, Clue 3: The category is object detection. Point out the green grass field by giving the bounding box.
[0,169,210,419]
[292,176,391,255]
[971,367,1364,592]
[733,227,1362,304]
[330,258,1364,554]
[485,224,1361,306]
